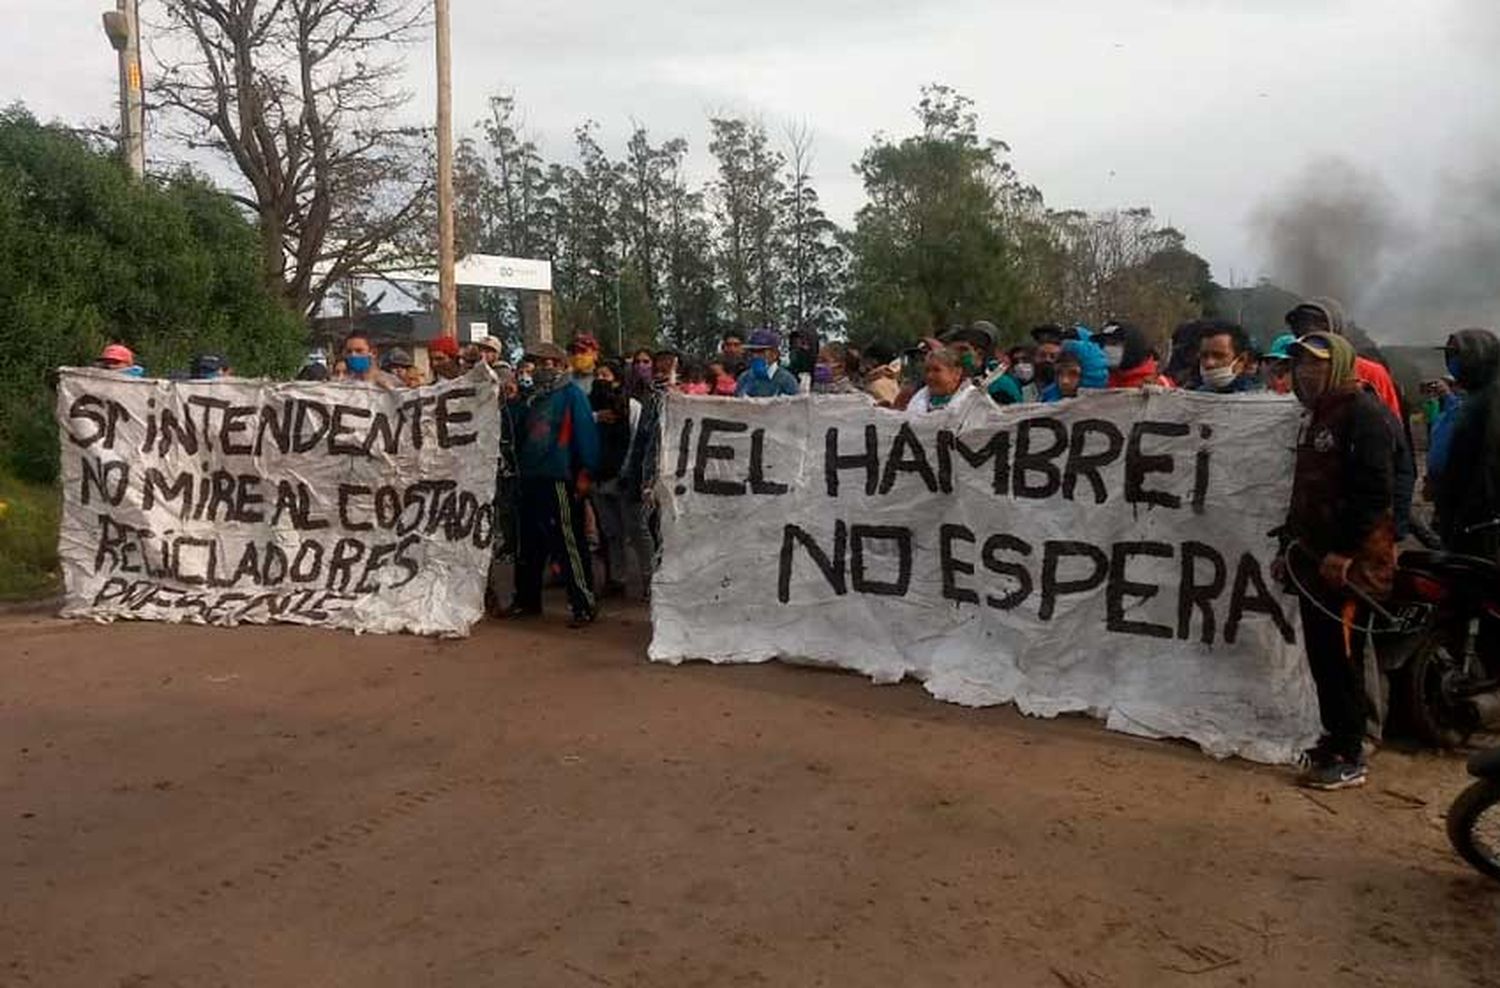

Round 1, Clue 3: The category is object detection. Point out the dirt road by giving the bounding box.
[2,609,1495,987]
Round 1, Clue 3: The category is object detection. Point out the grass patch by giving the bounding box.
[0,468,60,600]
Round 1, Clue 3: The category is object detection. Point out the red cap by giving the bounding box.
[568,333,599,354]
[100,343,134,364]
[429,336,460,357]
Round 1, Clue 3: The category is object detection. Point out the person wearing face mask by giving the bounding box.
[989,345,1039,405]
[589,361,649,598]
[504,342,601,628]
[1191,320,1261,394]
[567,333,600,393]
[337,331,402,387]
[1030,324,1065,387]
[811,343,862,395]
[1098,321,1171,390]
[1276,332,1396,791]
[735,328,800,398]
[1432,328,1500,558]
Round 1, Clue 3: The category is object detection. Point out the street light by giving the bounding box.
[100,0,144,178]
[587,267,624,356]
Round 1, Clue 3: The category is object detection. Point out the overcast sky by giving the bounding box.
[7,1,1497,323]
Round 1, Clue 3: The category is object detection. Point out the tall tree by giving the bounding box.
[709,117,784,329]
[152,0,431,317]
[780,124,845,336]
[843,85,1036,349]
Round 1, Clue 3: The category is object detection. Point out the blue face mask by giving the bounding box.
[123,365,145,378]
[750,356,770,380]
[345,353,372,375]
[1447,355,1463,380]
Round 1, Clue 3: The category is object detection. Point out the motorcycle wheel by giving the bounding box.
[1392,635,1471,748]
[1447,778,1500,881]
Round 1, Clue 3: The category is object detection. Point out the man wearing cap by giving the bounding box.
[1278,331,1397,791]
[475,335,505,367]
[383,348,422,388]
[97,343,143,377]
[427,335,463,381]
[190,353,232,380]
[506,341,601,627]
[1285,298,1401,419]
[567,333,600,394]
[735,329,800,398]
[1260,334,1297,394]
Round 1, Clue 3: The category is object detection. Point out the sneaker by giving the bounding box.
[1299,757,1368,791]
[567,609,597,629]
[1297,736,1335,771]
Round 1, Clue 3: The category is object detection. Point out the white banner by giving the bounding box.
[56,367,500,637]
[649,390,1321,763]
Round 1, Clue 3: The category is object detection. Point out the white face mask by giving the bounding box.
[1200,362,1238,390]
[1103,344,1125,369]
[1013,362,1035,383]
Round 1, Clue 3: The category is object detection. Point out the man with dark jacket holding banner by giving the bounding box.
[505,342,601,628]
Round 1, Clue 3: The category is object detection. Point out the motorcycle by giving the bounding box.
[1448,746,1500,881]
[1377,519,1500,747]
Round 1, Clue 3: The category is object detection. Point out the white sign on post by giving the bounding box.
[649,390,1320,764]
[55,367,500,637]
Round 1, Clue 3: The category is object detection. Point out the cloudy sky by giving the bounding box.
[7,1,1498,333]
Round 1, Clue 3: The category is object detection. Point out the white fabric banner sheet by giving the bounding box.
[56,367,499,636]
[649,390,1320,763]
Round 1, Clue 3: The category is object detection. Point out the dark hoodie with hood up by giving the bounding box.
[1101,322,1169,389]
[1289,297,1416,537]
[1284,332,1397,597]
[1436,328,1500,557]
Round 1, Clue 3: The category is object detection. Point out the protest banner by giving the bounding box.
[649,390,1321,763]
[56,367,499,636]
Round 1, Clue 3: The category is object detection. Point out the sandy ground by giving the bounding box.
[2,606,1497,988]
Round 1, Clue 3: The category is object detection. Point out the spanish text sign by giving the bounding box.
[649,390,1319,763]
[56,367,499,636]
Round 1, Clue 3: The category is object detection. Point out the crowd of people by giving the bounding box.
[90,293,1500,792]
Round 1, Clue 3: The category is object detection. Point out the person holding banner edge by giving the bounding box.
[505,341,601,628]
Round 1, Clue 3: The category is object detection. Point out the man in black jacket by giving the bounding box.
[1281,332,1397,790]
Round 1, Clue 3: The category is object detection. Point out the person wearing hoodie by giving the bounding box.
[1285,298,1402,419]
[505,342,602,628]
[1098,321,1171,389]
[1040,338,1108,401]
[1433,328,1500,558]
[1278,332,1397,791]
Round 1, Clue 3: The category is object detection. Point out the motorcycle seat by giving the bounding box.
[1399,550,1500,586]
[1469,746,1500,778]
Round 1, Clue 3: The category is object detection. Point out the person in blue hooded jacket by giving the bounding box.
[505,341,601,627]
[1041,338,1108,401]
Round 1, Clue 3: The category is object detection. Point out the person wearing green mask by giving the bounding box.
[1278,331,1397,791]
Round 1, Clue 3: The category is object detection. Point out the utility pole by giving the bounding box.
[101,0,145,178]
[434,0,457,340]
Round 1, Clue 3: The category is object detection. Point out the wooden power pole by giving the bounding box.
[435,0,457,340]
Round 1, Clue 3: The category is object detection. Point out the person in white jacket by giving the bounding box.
[906,348,976,414]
